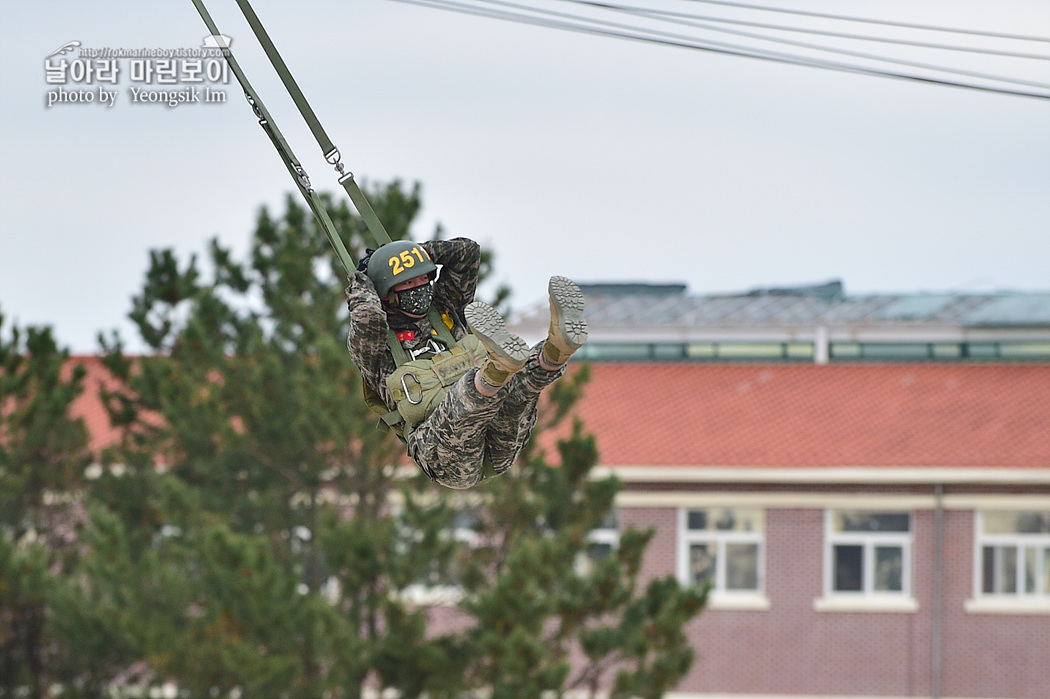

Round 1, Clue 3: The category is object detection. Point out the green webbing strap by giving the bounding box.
[384,311,455,365]
[428,308,459,348]
[377,406,405,432]
[192,0,467,397]
[190,0,356,276]
[385,330,412,367]
[232,0,392,248]
[384,308,459,375]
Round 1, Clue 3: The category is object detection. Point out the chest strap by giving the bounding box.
[384,307,460,368]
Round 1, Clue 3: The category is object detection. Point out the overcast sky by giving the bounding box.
[1,0,1048,353]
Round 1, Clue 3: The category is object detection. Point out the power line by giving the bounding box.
[679,0,1050,44]
[557,0,1050,60]
[483,0,1050,89]
[390,0,1050,99]
[396,0,1050,97]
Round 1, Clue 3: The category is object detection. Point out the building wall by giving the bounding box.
[939,510,1050,699]
[621,503,1050,699]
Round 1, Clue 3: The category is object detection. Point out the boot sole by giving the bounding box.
[548,276,589,350]
[465,302,530,370]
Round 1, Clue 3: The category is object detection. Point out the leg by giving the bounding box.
[541,276,588,366]
[408,301,531,489]
[485,343,567,474]
[486,276,589,473]
[465,301,530,397]
[407,368,504,489]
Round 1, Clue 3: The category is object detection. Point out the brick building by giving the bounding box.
[66,281,1050,698]
[513,282,1050,699]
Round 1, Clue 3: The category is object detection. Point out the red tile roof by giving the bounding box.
[67,357,1050,469]
[551,363,1050,468]
[67,356,132,453]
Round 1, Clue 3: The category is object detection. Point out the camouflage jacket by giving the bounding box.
[345,238,480,411]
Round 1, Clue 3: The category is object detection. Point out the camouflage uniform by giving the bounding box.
[345,238,566,489]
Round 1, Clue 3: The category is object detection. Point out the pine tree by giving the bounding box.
[13,180,706,697]
[85,184,476,697]
[0,312,92,698]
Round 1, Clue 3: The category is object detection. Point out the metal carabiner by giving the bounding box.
[401,372,424,405]
[409,338,445,360]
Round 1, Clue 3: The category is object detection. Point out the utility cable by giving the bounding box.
[466,0,1050,89]
[392,0,1050,98]
[678,0,1050,44]
[557,0,1050,60]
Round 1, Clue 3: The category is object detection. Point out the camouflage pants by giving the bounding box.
[406,343,566,489]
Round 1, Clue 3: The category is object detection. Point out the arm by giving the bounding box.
[422,238,481,321]
[345,271,397,409]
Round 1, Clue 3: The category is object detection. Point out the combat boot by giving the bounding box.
[542,276,588,366]
[465,301,530,389]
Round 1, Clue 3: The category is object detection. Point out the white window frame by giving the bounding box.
[818,510,916,612]
[576,509,620,575]
[973,510,1050,603]
[398,502,481,606]
[677,507,767,610]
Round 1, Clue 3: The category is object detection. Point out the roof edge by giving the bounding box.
[592,466,1050,485]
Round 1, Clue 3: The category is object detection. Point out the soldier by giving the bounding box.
[345,238,587,489]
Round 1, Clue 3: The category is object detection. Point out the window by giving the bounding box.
[999,342,1050,359]
[678,508,764,595]
[977,511,1050,599]
[716,343,784,359]
[576,510,619,575]
[825,511,912,596]
[785,342,815,359]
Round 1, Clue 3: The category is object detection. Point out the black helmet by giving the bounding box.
[365,241,437,298]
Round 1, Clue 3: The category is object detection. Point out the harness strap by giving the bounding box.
[377,406,406,432]
[232,0,392,249]
[191,0,464,359]
[428,308,459,349]
[191,2,490,462]
[378,308,463,433]
[384,308,459,369]
[385,330,412,367]
[189,0,356,276]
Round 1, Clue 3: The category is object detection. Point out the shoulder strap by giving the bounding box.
[427,307,459,349]
[383,307,461,369]
[385,329,412,367]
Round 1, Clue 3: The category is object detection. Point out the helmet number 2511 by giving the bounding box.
[388,247,429,276]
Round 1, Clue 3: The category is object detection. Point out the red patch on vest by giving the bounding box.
[396,330,415,342]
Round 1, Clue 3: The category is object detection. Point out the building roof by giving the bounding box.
[67,356,133,453]
[510,282,1050,367]
[544,362,1050,469]
[66,357,1050,471]
[569,282,1050,328]
[510,282,1050,347]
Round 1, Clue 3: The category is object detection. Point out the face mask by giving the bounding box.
[397,283,433,316]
